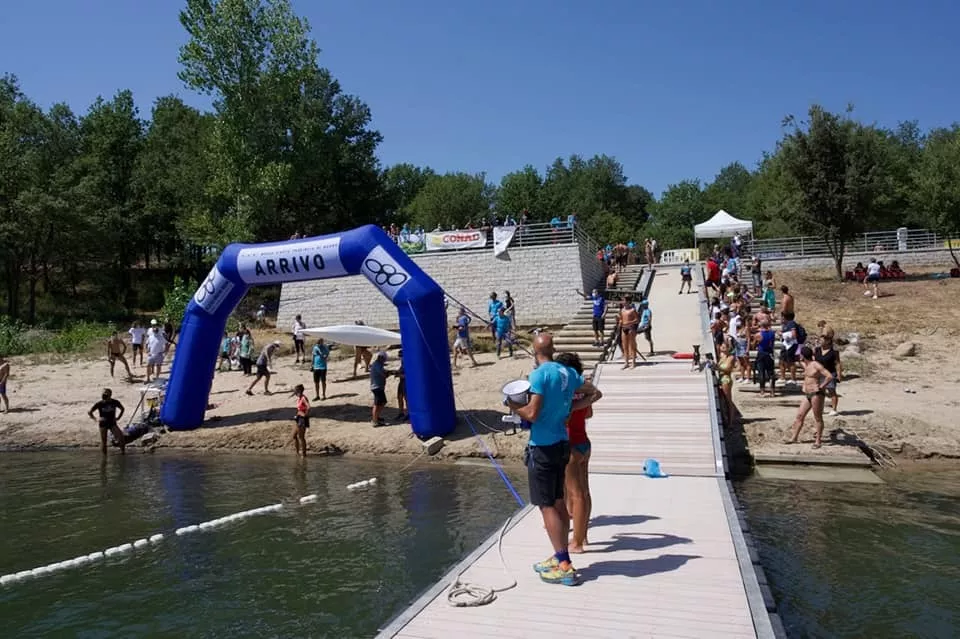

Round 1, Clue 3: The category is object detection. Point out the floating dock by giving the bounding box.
[377,267,781,639]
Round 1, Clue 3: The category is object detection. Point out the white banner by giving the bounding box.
[235,236,346,284]
[492,226,517,257]
[425,230,487,251]
[193,264,235,315]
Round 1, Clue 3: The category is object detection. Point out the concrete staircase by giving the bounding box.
[553,265,648,372]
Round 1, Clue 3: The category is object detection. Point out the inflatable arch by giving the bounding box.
[160,225,456,439]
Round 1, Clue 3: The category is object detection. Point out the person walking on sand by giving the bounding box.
[145,323,167,383]
[369,351,389,426]
[784,346,833,449]
[238,327,254,375]
[679,259,694,294]
[864,258,881,300]
[488,292,504,342]
[246,341,281,396]
[0,356,10,412]
[452,307,479,368]
[507,333,591,586]
[311,338,332,400]
[106,331,133,379]
[291,314,307,364]
[815,334,843,417]
[128,321,146,367]
[555,352,602,555]
[494,307,514,358]
[291,384,310,457]
[88,388,125,455]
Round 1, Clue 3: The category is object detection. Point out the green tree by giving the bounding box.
[382,163,435,218]
[703,162,753,215]
[406,173,492,230]
[778,105,893,280]
[623,184,654,228]
[648,179,709,249]
[912,125,960,269]
[497,165,542,216]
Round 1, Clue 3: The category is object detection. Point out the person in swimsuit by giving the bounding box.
[780,285,795,316]
[815,334,843,417]
[716,339,737,426]
[88,388,125,455]
[352,320,372,377]
[246,341,281,395]
[618,296,640,369]
[0,356,10,412]
[291,383,310,457]
[106,331,133,379]
[555,352,602,554]
[395,350,407,422]
[735,313,751,383]
[784,346,832,449]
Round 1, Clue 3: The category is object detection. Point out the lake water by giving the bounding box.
[0,452,525,638]
[736,470,960,639]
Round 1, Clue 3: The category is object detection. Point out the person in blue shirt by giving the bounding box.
[452,307,478,368]
[638,299,654,356]
[577,287,607,347]
[494,308,513,358]
[217,331,233,372]
[508,333,596,587]
[754,319,777,398]
[679,259,694,294]
[487,292,504,341]
[369,351,388,426]
[311,338,333,400]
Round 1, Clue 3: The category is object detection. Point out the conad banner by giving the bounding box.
[493,225,517,257]
[425,230,487,251]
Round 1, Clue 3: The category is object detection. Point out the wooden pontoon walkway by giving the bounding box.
[377,268,776,639]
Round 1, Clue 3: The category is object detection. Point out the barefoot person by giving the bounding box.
[555,352,602,555]
[0,356,10,412]
[576,288,607,347]
[507,333,590,586]
[369,351,389,426]
[106,331,133,379]
[815,333,843,416]
[716,339,737,426]
[784,346,833,449]
[246,341,281,396]
[352,321,372,377]
[291,384,309,457]
[88,388,125,455]
[618,296,640,368]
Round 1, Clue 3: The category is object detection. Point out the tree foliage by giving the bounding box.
[912,125,960,268]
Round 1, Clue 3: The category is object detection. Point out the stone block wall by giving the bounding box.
[277,243,606,330]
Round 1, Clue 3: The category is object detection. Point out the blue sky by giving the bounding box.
[3,0,958,196]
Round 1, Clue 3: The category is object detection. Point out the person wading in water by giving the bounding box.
[291,383,310,457]
[784,346,833,449]
[88,388,125,455]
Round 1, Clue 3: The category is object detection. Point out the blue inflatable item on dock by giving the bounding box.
[643,458,668,478]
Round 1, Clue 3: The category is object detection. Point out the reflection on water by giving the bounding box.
[0,452,525,638]
[736,470,960,639]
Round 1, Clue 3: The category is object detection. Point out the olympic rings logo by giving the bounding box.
[195,271,218,303]
[364,258,408,287]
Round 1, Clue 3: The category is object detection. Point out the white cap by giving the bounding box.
[150,319,158,326]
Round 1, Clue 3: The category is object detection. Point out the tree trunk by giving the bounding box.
[27,254,38,325]
[948,239,960,271]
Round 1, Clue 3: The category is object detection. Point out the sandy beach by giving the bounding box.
[0,337,537,462]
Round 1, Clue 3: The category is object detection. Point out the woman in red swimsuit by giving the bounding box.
[555,352,603,554]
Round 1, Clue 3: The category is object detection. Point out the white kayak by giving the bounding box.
[300,324,402,347]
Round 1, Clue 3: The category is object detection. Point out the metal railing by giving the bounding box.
[746,228,946,259]
[390,221,578,254]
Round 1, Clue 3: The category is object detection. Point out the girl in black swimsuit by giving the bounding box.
[815,335,842,416]
[88,388,126,455]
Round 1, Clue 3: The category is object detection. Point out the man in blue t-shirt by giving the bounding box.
[638,299,654,356]
[508,333,591,587]
[487,292,504,341]
[311,338,333,400]
[494,308,514,358]
[577,288,607,347]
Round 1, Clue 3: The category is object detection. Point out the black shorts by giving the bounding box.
[781,346,798,364]
[641,327,652,340]
[132,343,143,353]
[525,441,570,507]
[592,317,605,332]
[372,388,387,407]
[706,279,719,289]
[296,415,310,429]
[256,363,270,377]
[313,368,327,384]
[397,379,406,396]
[99,420,118,431]
[681,273,692,281]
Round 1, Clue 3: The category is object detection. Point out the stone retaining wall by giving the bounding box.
[763,248,956,272]
[277,242,605,330]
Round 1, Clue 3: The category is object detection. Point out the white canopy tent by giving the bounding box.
[694,209,754,240]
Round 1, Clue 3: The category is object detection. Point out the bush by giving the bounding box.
[0,317,110,356]
[161,276,198,324]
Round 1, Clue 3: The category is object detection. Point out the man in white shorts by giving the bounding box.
[146,322,168,382]
[452,307,478,368]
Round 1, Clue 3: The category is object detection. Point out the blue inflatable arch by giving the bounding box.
[160,225,456,439]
